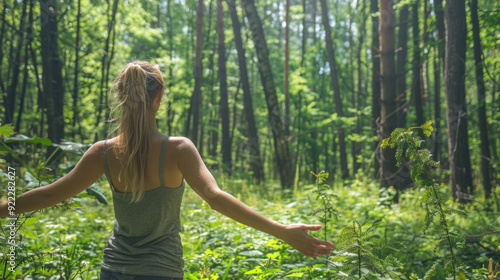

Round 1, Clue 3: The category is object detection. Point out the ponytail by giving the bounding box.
[108,61,164,202]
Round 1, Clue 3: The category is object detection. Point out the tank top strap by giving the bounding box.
[159,136,170,188]
[103,140,116,192]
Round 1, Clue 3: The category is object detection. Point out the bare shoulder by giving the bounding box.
[168,136,196,152]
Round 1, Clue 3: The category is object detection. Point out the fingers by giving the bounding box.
[300,224,322,232]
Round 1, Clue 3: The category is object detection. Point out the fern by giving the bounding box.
[335,219,403,279]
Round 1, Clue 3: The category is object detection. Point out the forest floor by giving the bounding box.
[1,172,499,279]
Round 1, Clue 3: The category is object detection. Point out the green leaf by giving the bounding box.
[420,120,434,137]
[0,123,15,138]
[381,138,390,148]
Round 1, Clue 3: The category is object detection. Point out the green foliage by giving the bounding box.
[381,121,473,280]
[334,219,403,280]
[309,171,339,248]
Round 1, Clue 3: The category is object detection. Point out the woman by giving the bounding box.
[0,61,333,279]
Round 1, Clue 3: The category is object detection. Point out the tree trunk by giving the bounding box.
[191,0,204,147]
[319,0,349,179]
[5,0,27,125]
[166,0,173,136]
[379,0,399,190]
[284,0,290,138]
[72,0,82,139]
[371,0,381,178]
[354,0,368,174]
[228,0,264,182]
[470,0,492,199]
[412,1,424,128]
[433,0,445,163]
[40,0,65,146]
[445,0,473,202]
[396,4,408,128]
[0,0,8,94]
[216,0,232,174]
[242,0,294,188]
[94,0,118,141]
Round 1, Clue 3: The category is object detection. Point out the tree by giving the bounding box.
[5,0,27,126]
[216,0,231,173]
[411,1,424,129]
[284,0,290,138]
[371,0,381,178]
[40,0,65,146]
[470,0,492,198]
[191,0,204,147]
[396,3,408,128]
[444,0,473,202]
[433,0,445,163]
[379,0,398,190]
[241,0,294,188]
[319,0,349,179]
[228,0,264,182]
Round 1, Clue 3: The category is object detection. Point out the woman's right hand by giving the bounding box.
[279,224,334,257]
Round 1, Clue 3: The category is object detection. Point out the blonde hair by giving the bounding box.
[108,60,165,202]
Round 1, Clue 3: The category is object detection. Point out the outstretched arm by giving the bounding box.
[177,138,333,257]
[0,142,105,218]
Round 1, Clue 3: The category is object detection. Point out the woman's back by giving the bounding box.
[104,134,184,192]
[101,134,185,277]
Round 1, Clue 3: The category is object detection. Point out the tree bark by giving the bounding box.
[228,0,264,182]
[396,4,408,128]
[95,0,119,139]
[319,0,349,179]
[5,0,27,125]
[284,0,290,138]
[470,0,492,199]
[191,0,204,147]
[40,0,65,145]
[242,0,294,188]
[433,0,445,163]
[445,0,473,202]
[72,0,82,139]
[371,0,381,178]
[412,1,424,128]
[216,0,232,174]
[379,0,399,190]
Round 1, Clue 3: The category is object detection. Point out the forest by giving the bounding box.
[0,0,499,279]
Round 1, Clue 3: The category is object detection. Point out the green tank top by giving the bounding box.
[101,136,185,277]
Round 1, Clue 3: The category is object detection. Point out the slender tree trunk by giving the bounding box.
[433,0,445,163]
[319,0,349,179]
[242,0,294,188]
[445,0,473,202]
[166,0,173,136]
[72,0,82,139]
[40,0,65,149]
[379,0,399,190]
[191,0,204,147]
[15,0,34,132]
[5,0,27,125]
[216,0,232,174]
[354,0,368,174]
[396,4,408,128]
[228,0,264,182]
[412,1,424,128]
[470,0,492,199]
[371,0,381,178]
[95,0,119,139]
[284,0,290,138]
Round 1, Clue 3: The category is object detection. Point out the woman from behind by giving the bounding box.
[0,61,333,280]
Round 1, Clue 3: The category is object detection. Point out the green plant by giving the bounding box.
[334,219,403,279]
[381,121,470,280]
[309,171,339,267]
